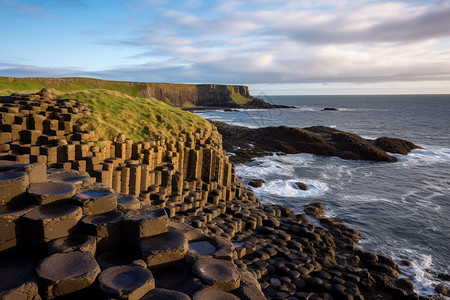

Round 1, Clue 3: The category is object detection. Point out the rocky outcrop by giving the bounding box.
[372,136,422,155]
[212,121,400,163]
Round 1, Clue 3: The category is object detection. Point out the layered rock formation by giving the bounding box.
[0,89,432,299]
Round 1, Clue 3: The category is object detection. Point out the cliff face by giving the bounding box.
[0,77,253,107]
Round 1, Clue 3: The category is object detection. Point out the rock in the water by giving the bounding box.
[249,179,265,188]
[304,202,326,218]
[295,182,309,190]
[373,137,421,155]
[142,287,190,300]
[192,258,241,292]
[99,265,155,300]
[140,231,189,269]
[438,273,450,281]
[193,287,240,300]
[436,284,450,297]
[37,251,100,298]
[323,107,339,111]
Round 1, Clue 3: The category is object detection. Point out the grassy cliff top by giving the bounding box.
[0,78,211,142]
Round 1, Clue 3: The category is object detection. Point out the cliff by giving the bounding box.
[0,77,255,108]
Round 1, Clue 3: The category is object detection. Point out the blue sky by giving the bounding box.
[1,0,450,95]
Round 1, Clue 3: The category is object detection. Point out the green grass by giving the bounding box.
[231,92,250,104]
[59,89,210,142]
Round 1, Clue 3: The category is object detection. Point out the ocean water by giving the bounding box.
[195,95,450,296]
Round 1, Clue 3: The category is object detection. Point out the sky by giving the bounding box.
[1,0,450,95]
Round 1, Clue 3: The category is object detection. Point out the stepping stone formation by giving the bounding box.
[27,181,77,205]
[192,258,241,292]
[47,234,97,255]
[140,231,189,269]
[123,207,168,240]
[99,265,155,300]
[0,171,29,205]
[36,251,100,298]
[73,185,117,215]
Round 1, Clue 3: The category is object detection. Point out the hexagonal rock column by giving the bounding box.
[37,251,100,299]
[139,231,189,269]
[192,258,241,292]
[28,181,77,205]
[0,261,40,300]
[47,234,97,255]
[142,287,190,300]
[0,204,35,252]
[47,169,92,187]
[0,172,29,206]
[73,185,117,215]
[192,287,240,300]
[80,210,124,253]
[123,207,168,241]
[117,194,141,212]
[99,265,155,300]
[22,204,82,242]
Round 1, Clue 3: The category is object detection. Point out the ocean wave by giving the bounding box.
[249,178,329,198]
[392,146,450,165]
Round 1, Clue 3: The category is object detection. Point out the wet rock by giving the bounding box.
[0,172,29,206]
[23,204,82,242]
[28,181,77,206]
[438,273,450,281]
[99,265,155,300]
[295,182,309,190]
[123,207,168,240]
[304,202,326,218]
[142,287,190,300]
[140,231,189,269]
[436,284,450,297]
[193,287,240,300]
[373,137,422,155]
[37,251,100,298]
[0,261,40,300]
[323,107,339,111]
[192,258,241,291]
[73,185,117,215]
[249,179,265,188]
[47,234,97,255]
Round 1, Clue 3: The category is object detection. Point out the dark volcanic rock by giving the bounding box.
[212,121,399,163]
[373,137,422,155]
[323,107,339,111]
[295,182,309,190]
[304,202,326,218]
[249,179,265,188]
[241,98,293,109]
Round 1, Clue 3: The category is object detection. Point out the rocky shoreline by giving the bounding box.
[0,90,446,299]
[210,120,422,164]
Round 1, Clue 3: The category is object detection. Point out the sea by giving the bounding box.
[195,95,450,296]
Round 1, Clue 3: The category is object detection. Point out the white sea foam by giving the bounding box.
[392,146,450,165]
[253,179,329,198]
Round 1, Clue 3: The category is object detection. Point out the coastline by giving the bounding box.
[0,91,447,299]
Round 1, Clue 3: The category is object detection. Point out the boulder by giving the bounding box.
[28,181,77,206]
[373,137,422,155]
[23,204,82,242]
[47,234,97,255]
[123,207,168,240]
[192,258,241,291]
[99,265,155,300]
[295,182,309,190]
[142,287,190,300]
[0,172,29,206]
[248,179,265,188]
[36,251,100,298]
[304,202,326,218]
[73,185,117,215]
[140,231,188,269]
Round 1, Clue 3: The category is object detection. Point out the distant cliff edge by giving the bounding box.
[0,77,290,109]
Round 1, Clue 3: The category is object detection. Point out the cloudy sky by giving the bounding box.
[1,0,450,95]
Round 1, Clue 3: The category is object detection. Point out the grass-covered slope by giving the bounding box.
[0,78,211,142]
[61,89,210,142]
